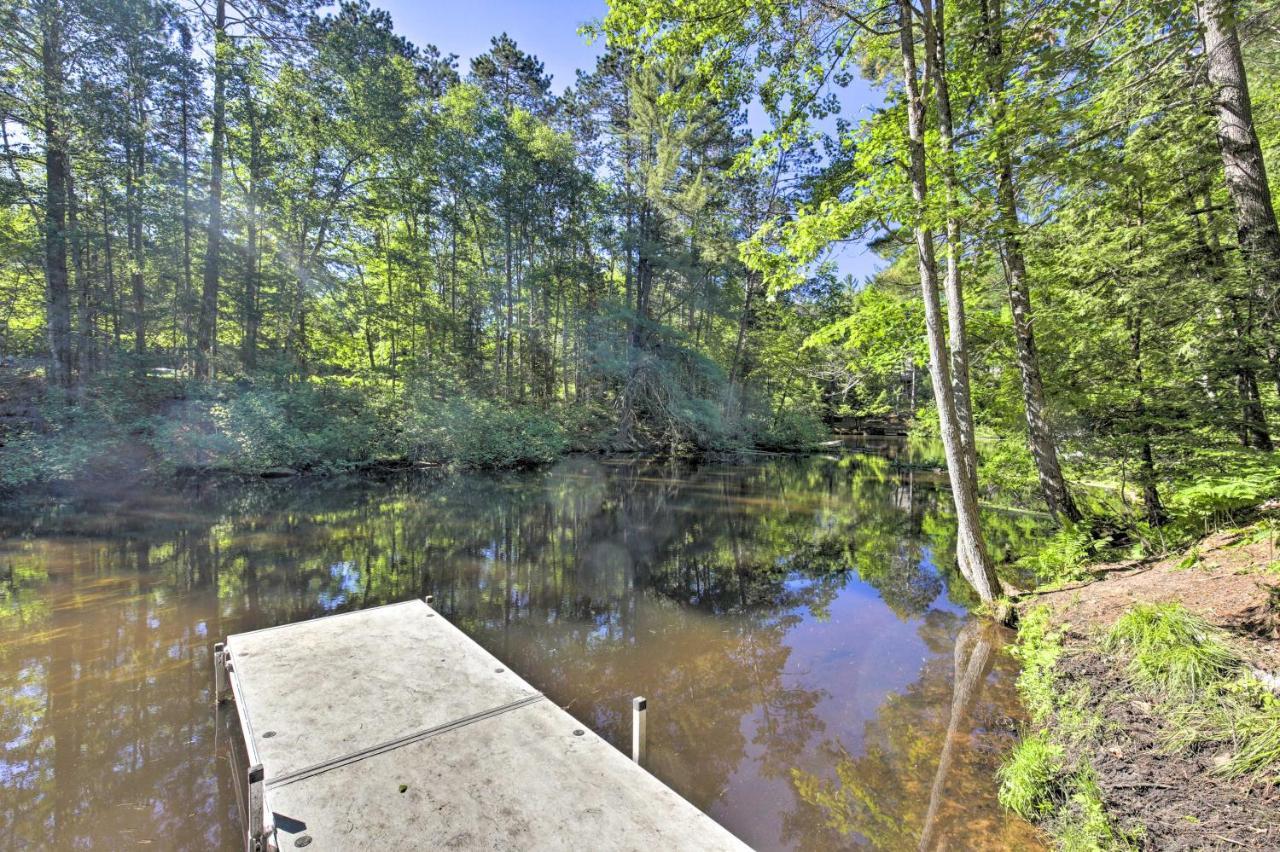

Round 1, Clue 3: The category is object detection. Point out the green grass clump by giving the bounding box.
[1104,603,1240,696]
[998,733,1064,818]
[1002,606,1140,847]
[1167,674,1280,780]
[1008,606,1065,723]
[1057,770,1140,852]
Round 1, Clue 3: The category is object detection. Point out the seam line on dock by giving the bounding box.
[264,693,547,790]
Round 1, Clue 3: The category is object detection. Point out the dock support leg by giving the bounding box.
[632,696,647,766]
[247,762,266,852]
[214,643,229,704]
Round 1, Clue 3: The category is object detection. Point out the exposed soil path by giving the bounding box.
[1017,515,1280,850]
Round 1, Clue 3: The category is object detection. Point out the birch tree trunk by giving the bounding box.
[900,0,1003,608]
[921,0,978,496]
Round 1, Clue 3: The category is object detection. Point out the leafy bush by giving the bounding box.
[401,395,567,468]
[754,408,828,451]
[1167,451,1280,527]
[1105,603,1240,696]
[0,374,156,489]
[553,401,616,452]
[1169,472,1280,523]
[152,382,391,474]
[590,310,744,452]
[0,424,102,490]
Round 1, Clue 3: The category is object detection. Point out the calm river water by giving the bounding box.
[0,449,1045,850]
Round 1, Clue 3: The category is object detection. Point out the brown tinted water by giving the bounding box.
[0,451,1046,850]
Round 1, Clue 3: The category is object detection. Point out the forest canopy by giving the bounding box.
[3,0,1280,604]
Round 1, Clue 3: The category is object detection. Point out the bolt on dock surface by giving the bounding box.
[217,599,750,851]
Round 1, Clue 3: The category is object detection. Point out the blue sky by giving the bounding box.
[377,0,605,94]
[374,0,885,283]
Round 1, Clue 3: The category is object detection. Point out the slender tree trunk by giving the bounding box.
[922,0,978,494]
[1227,299,1273,449]
[40,0,73,389]
[179,29,195,371]
[67,164,89,375]
[1188,182,1273,449]
[241,91,261,370]
[1002,236,1082,520]
[101,185,120,348]
[900,0,1002,607]
[981,0,1082,523]
[1237,365,1271,449]
[504,208,514,394]
[126,98,146,360]
[196,0,227,379]
[1197,0,1280,397]
[1128,313,1167,526]
[728,270,757,386]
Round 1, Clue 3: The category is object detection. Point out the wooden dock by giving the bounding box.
[215,598,749,851]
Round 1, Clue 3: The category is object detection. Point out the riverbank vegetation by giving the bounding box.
[1004,517,1280,848]
[4,0,1280,617]
[602,0,1280,613]
[2,0,863,489]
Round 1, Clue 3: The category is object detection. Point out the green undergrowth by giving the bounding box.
[1104,604,1241,696]
[1002,603,1280,849]
[1108,604,1280,782]
[0,369,831,491]
[1107,603,1280,782]
[1010,453,1280,590]
[1166,676,1280,779]
[1000,607,1137,850]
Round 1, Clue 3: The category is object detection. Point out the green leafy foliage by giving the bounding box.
[754,408,828,451]
[1168,456,1280,526]
[1008,606,1066,723]
[0,424,101,490]
[1016,524,1108,586]
[401,395,567,468]
[153,383,392,474]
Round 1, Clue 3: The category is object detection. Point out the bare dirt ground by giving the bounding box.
[1019,515,1280,850]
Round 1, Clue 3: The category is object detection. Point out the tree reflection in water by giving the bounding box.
[0,451,1044,850]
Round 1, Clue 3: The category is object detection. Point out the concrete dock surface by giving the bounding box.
[219,599,750,850]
